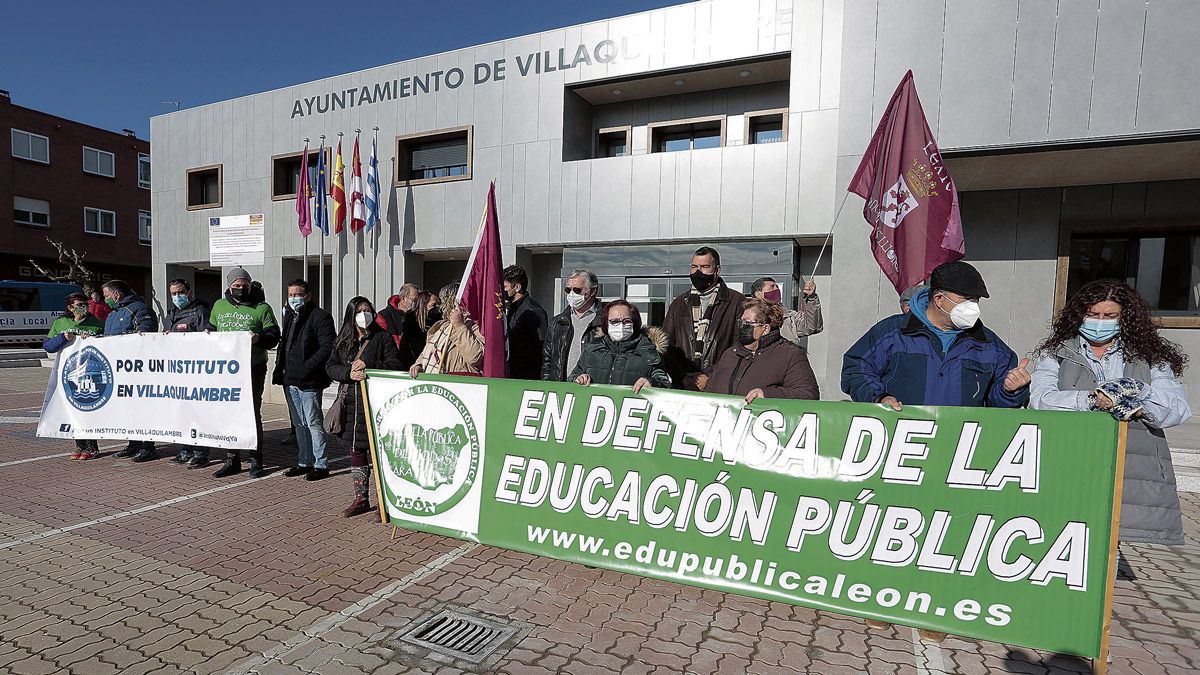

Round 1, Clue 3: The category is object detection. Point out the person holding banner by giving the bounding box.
[1031,279,1191,547]
[101,280,160,462]
[662,246,745,391]
[163,278,211,467]
[569,299,671,391]
[841,261,1031,411]
[43,293,104,460]
[274,279,336,482]
[206,267,280,479]
[326,296,403,517]
[706,298,820,402]
[542,269,604,382]
[410,283,485,377]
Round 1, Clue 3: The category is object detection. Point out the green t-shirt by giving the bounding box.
[209,298,279,365]
[46,314,105,339]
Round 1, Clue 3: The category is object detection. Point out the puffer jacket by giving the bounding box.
[103,293,158,335]
[569,327,672,388]
[541,306,604,381]
[706,331,820,400]
[164,299,210,333]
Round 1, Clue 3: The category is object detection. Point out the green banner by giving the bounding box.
[363,371,1121,657]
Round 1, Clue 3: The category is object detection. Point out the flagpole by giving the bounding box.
[302,137,310,283]
[336,131,344,314]
[809,191,852,281]
[371,126,379,305]
[354,128,361,298]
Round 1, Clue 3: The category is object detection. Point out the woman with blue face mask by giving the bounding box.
[1031,279,1191,548]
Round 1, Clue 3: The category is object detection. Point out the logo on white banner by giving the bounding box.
[61,346,114,412]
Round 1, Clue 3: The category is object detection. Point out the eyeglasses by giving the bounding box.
[738,320,767,328]
[564,287,587,295]
[607,319,634,327]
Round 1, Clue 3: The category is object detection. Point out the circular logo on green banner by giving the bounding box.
[374,382,481,516]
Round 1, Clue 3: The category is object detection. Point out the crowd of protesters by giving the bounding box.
[44,246,1191,550]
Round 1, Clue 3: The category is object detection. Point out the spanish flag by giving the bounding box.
[331,139,347,234]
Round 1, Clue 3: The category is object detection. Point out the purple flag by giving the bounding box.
[849,70,964,294]
[457,182,506,378]
[296,141,312,237]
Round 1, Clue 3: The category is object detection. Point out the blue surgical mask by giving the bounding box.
[171,294,189,309]
[288,297,305,312]
[1080,318,1120,344]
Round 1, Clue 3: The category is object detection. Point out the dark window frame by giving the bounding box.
[596,126,632,158]
[271,148,332,201]
[744,108,788,145]
[186,164,223,210]
[394,125,473,188]
[648,115,726,154]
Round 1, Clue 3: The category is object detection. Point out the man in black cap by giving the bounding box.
[841,260,1030,410]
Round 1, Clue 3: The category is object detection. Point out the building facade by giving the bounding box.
[150,0,1200,396]
[2,91,152,295]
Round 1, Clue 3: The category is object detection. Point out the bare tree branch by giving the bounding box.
[27,237,97,294]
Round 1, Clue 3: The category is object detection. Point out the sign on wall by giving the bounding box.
[208,214,265,267]
[364,371,1125,660]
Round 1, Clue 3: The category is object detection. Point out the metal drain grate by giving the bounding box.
[394,608,521,665]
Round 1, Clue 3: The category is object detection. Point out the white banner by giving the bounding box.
[208,213,265,267]
[37,332,257,449]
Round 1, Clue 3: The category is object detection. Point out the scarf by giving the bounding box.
[688,284,722,363]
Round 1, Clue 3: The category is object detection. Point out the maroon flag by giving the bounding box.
[849,70,964,294]
[457,182,506,378]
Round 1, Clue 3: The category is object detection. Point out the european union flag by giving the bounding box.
[314,140,329,235]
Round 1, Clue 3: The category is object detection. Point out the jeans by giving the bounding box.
[285,385,328,470]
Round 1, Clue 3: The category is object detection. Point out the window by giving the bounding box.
[84,207,116,236]
[596,127,630,158]
[649,117,724,153]
[1062,224,1200,326]
[746,110,787,144]
[138,153,151,189]
[14,196,50,227]
[138,210,151,244]
[395,126,472,186]
[11,128,49,164]
[186,165,222,209]
[271,149,327,200]
[83,146,115,177]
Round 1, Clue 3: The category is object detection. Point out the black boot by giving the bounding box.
[212,451,241,478]
[248,450,266,478]
[114,443,139,459]
[131,444,159,463]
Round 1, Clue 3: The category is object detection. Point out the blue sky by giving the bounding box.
[1,0,682,139]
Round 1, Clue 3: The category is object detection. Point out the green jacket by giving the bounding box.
[44,314,105,354]
[569,327,673,388]
[207,292,280,366]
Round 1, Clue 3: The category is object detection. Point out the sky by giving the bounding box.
[1,0,683,139]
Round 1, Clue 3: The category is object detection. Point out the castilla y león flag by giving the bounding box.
[849,70,964,295]
[456,182,506,378]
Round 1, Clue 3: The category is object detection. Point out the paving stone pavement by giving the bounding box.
[0,365,1196,674]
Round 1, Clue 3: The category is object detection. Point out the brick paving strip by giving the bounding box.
[0,366,1197,674]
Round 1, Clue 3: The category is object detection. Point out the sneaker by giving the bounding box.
[114,444,139,459]
[187,456,210,469]
[169,453,189,464]
[131,447,159,463]
[212,460,241,478]
[305,468,330,481]
[284,466,311,477]
[77,451,97,461]
[249,461,266,479]
[918,629,947,643]
[342,497,372,518]
[69,452,82,461]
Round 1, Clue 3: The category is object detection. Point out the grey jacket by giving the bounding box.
[779,294,823,344]
[1044,346,1185,545]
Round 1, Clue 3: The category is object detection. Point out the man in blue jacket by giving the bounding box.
[841,261,1031,410]
[101,279,160,462]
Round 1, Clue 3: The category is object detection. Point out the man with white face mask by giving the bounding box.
[842,260,1031,410]
[541,269,604,381]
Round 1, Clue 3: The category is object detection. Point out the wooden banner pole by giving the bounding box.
[1093,420,1129,675]
[359,378,389,526]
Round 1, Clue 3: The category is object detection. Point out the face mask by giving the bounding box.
[737,322,759,346]
[104,297,117,308]
[1080,318,1120,344]
[608,323,632,341]
[230,287,247,301]
[70,305,87,318]
[288,297,305,312]
[355,311,374,329]
[171,294,189,309]
[690,270,716,292]
[566,291,588,310]
[939,296,980,330]
[762,288,783,303]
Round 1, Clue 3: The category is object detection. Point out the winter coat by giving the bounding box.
[840,311,1028,408]
[326,329,403,438]
[1035,345,1186,545]
[103,293,157,335]
[375,295,424,370]
[206,290,281,366]
[43,314,104,353]
[541,305,604,381]
[706,331,820,400]
[273,302,336,390]
[88,299,111,322]
[661,280,745,389]
[506,294,549,380]
[164,299,210,333]
[569,327,672,387]
[416,319,486,375]
[779,295,824,343]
